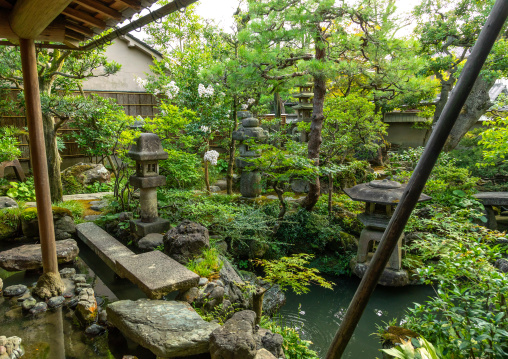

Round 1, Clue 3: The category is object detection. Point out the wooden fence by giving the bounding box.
[0,89,159,160]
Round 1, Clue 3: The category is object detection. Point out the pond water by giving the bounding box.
[1,241,434,358]
[279,276,435,358]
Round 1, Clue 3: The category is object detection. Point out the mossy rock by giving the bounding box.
[0,222,18,241]
[326,231,358,253]
[21,206,76,240]
[61,163,95,194]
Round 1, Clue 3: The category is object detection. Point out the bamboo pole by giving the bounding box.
[325,1,508,357]
[19,38,59,274]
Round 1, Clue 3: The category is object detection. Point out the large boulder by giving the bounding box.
[107,299,220,358]
[0,239,79,271]
[61,163,110,193]
[163,220,210,264]
[209,310,285,359]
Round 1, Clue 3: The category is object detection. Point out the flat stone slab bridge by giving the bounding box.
[76,222,199,299]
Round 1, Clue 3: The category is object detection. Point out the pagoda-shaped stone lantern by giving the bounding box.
[292,83,313,142]
[232,111,267,198]
[343,179,431,286]
[127,133,170,237]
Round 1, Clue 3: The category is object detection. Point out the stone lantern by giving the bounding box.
[343,179,431,285]
[232,111,267,198]
[292,83,313,142]
[127,133,170,237]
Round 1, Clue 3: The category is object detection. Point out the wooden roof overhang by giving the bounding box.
[0,0,197,281]
[0,0,198,50]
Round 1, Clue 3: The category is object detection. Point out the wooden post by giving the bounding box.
[19,38,59,274]
[325,1,508,357]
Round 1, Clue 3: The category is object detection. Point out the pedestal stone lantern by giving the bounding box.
[343,179,431,285]
[232,111,267,198]
[127,133,170,237]
[292,83,313,142]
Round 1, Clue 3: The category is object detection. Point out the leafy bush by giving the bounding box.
[186,247,223,279]
[161,150,203,189]
[260,316,319,359]
[7,178,35,202]
[399,201,508,358]
[0,126,22,163]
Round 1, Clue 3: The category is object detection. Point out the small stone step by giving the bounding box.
[76,222,134,277]
[116,251,199,299]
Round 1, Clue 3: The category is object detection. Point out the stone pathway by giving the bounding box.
[76,222,199,299]
[25,192,113,207]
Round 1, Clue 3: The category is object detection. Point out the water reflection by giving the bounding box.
[279,276,435,358]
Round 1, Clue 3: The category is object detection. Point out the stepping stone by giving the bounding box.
[0,239,79,271]
[77,222,199,299]
[137,233,163,250]
[116,251,199,299]
[3,284,27,297]
[76,222,134,276]
[107,300,220,358]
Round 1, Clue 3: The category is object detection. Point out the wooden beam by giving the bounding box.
[9,0,73,39]
[73,0,122,20]
[62,7,107,29]
[115,0,141,11]
[0,9,66,42]
[64,36,80,48]
[65,21,94,37]
[19,38,59,275]
[65,28,86,41]
[0,0,13,9]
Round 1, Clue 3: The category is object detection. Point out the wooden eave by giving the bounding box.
[0,0,157,48]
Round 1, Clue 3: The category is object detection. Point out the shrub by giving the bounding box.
[186,247,223,279]
[7,178,36,202]
[260,316,319,359]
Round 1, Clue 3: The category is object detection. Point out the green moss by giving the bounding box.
[0,222,17,240]
[52,206,73,218]
[62,164,94,195]
[186,248,223,279]
[54,200,85,219]
[21,207,38,221]
[20,206,75,221]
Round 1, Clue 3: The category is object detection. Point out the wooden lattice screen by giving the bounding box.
[0,89,159,160]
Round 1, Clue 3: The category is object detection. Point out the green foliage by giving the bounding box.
[389,147,480,207]
[478,116,508,167]
[321,94,387,164]
[53,200,85,220]
[186,248,223,279]
[260,316,319,359]
[380,337,441,359]
[309,252,354,277]
[7,178,35,202]
[252,254,334,295]
[0,126,22,162]
[161,150,202,189]
[0,206,23,230]
[194,301,241,325]
[275,208,344,254]
[400,202,508,358]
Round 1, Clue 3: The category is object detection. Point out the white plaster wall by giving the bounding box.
[82,38,160,92]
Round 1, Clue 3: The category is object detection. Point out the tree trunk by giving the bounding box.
[227,96,238,195]
[433,75,456,125]
[42,112,63,202]
[443,75,494,151]
[252,287,267,325]
[328,173,333,217]
[204,161,210,194]
[302,31,326,212]
[274,91,284,117]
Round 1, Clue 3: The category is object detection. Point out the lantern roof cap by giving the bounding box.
[127,133,168,161]
[343,179,431,205]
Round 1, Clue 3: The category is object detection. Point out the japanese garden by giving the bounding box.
[1,0,508,358]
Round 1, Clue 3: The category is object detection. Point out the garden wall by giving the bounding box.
[0,88,159,175]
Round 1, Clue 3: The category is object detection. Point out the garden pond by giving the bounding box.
[0,241,435,358]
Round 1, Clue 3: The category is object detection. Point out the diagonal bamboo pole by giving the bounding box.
[325,1,508,357]
[19,38,59,274]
